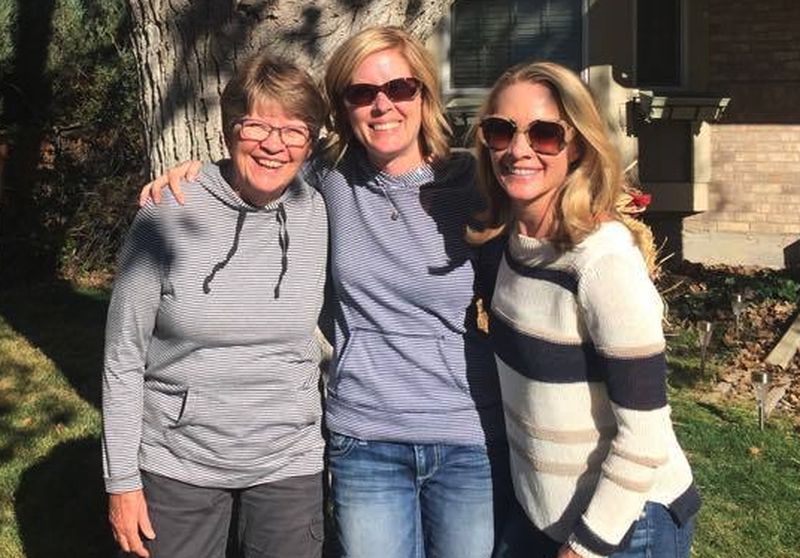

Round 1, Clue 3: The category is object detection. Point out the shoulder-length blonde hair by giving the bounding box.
[467,61,656,273]
[323,26,451,163]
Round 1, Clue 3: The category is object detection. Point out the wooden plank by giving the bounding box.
[765,313,800,368]
[765,384,789,418]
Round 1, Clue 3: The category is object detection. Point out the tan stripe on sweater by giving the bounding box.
[505,406,617,444]
[601,463,656,493]
[509,437,605,477]
[611,444,669,468]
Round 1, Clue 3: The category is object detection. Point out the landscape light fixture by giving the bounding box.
[751,371,771,431]
[731,293,745,335]
[697,321,713,379]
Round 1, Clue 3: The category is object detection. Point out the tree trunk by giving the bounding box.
[127,0,454,177]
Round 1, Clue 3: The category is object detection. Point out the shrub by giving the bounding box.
[0,0,144,283]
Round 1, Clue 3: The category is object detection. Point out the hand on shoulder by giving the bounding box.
[138,160,202,207]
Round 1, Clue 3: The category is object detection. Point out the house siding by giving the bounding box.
[681,0,800,268]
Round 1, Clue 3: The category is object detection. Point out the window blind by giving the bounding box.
[451,0,583,89]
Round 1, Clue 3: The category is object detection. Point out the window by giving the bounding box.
[449,0,583,91]
[636,0,682,87]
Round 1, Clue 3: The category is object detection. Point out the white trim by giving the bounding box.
[580,0,589,81]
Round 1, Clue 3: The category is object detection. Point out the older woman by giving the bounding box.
[103,53,328,558]
[142,26,511,558]
[468,61,700,558]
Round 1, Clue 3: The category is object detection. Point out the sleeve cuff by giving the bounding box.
[566,534,606,558]
[105,471,143,494]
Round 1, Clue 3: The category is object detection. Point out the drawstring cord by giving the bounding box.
[274,202,288,299]
[203,209,247,294]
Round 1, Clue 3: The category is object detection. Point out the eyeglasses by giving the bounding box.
[479,116,572,155]
[236,118,312,148]
[343,77,423,107]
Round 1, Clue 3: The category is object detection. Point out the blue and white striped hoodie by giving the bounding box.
[310,148,505,445]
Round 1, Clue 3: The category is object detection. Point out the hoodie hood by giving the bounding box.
[341,146,475,222]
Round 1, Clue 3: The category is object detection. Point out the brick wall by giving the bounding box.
[706,0,800,123]
[681,0,800,268]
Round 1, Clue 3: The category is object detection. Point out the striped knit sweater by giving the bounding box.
[491,222,699,557]
[102,162,328,493]
[308,147,505,445]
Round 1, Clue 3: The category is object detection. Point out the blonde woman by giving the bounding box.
[468,61,700,558]
[312,26,511,558]
[140,26,511,558]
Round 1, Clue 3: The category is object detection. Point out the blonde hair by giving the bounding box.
[323,26,451,162]
[220,52,327,149]
[467,61,657,276]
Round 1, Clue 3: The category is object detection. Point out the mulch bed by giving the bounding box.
[660,261,800,422]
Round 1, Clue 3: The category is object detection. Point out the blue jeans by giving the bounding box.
[613,502,696,558]
[327,432,512,558]
[495,500,696,558]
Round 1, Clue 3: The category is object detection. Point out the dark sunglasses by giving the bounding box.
[343,77,423,107]
[479,116,572,155]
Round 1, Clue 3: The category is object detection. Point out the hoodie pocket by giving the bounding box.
[330,327,490,414]
[161,382,322,470]
[141,383,190,445]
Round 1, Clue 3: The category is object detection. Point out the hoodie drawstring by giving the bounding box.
[202,204,289,298]
[274,202,288,299]
[203,209,247,294]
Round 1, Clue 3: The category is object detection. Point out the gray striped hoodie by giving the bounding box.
[102,162,328,493]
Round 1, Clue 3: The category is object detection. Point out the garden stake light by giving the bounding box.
[731,293,745,335]
[751,371,771,431]
[698,321,713,379]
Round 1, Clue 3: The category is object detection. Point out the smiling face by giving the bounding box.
[346,48,424,175]
[228,97,311,206]
[486,81,579,234]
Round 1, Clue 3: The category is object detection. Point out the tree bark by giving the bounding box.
[127,0,454,177]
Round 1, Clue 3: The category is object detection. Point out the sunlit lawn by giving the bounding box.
[0,282,113,558]
[1,281,798,557]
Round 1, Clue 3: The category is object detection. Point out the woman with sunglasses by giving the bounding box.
[103,53,328,558]
[468,61,700,558]
[140,26,510,558]
[316,26,509,558]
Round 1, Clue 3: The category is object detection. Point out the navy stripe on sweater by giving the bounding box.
[603,352,668,410]
[493,313,668,409]
[504,249,578,293]
[491,313,604,384]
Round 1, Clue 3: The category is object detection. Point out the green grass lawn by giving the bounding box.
[0,282,114,558]
[1,281,798,557]
[669,392,800,557]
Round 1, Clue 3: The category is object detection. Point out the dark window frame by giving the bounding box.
[635,0,686,88]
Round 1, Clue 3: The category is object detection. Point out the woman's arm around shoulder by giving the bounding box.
[138,160,203,206]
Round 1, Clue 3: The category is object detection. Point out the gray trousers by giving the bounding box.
[140,470,323,558]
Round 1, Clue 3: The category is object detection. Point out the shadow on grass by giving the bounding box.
[0,281,112,556]
[15,437,116,558]
[693,400,743,424]
[0,279,109,408]
[667,360,706,390]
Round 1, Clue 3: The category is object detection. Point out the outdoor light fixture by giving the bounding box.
[698,321,713,378]
[731,294,745,335]
[751,371,772,431]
